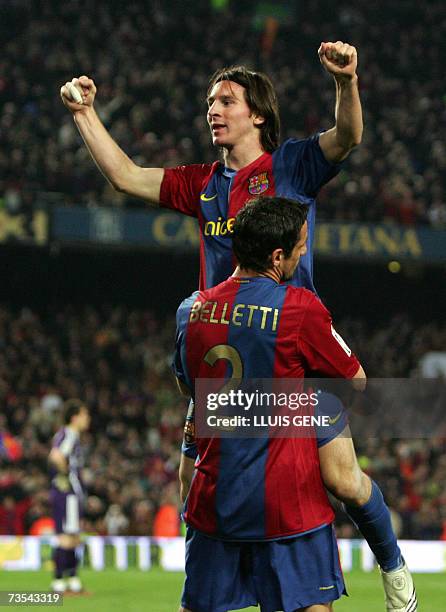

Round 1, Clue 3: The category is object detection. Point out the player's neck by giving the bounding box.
[232,267,281,284]
[223,140,265,171]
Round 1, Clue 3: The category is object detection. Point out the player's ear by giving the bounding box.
[253,114,265,126]
[271,248,282,268]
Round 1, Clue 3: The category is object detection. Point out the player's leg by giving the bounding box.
[51,492,83,593]
[51,490,70,593]
[63,494,83,592]
[319,430,417,611]
[60,534,83,593]
[52,534,80,592]
[52,538,68,593]
[319,431,402,569]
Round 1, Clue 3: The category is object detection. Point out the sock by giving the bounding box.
[53,548,66,580]
[345,480,402,572]
[66,548,78,577]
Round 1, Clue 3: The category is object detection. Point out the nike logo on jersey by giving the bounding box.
[328,411,343,426]
[319,585,335,590]
[200,193,218,202]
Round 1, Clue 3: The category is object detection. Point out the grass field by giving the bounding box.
[3,569,445,611]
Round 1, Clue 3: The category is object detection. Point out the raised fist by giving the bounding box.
[318,42,358,80]
[60,76,97,113]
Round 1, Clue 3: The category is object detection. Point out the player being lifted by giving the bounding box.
[48,399,90,594]
[60,42,361,292]
[61,42,416,611]
[173,196,364,611]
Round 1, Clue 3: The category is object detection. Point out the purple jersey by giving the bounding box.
[50,427,84,498]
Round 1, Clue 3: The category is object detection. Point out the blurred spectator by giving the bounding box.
[0,1,445,226]
[104,504,129,536]
[153,483,180,537]
[0,495,31,535]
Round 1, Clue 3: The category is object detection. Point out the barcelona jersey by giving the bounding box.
[160,136,340,291]
[173,276,360,541]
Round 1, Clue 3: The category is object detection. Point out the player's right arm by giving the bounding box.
[60,77,164,205]
[175,379,197,503]
[49,447,71,492]
[179,454,195,504]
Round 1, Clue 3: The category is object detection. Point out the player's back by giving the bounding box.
[176,276,319,384]
[174,276,334,541]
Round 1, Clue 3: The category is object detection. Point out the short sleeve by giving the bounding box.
[172,292,199,386]
[278,135,341,196]
[172,326,187,383]
[298,296,360,378]
[58,430,77,458]
[159,164,213,217]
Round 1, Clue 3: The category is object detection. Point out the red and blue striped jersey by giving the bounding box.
[173,276,360,541]
[160,135,340,291]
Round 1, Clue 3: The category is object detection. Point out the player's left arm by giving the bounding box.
[298,293,365,382]
[318,41,363,163]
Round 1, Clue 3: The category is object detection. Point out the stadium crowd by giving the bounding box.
[1,0,445,226]
[0,304,445,540]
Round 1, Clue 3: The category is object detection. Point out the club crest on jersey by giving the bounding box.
[248,171,269,195]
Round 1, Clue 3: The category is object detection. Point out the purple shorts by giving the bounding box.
[50,488,82,534]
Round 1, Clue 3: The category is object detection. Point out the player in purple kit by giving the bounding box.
[60,43,416,610]
[49,399,90,594]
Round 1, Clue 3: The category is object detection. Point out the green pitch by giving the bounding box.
[3,569,445,611]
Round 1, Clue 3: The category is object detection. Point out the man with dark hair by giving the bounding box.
[60,42,361,292]
[49,399,90,593]
[61,46,416,610]
[173,196,366,612]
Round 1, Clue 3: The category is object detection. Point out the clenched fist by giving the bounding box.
[60,76,97,113]
[318,41,357,81]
